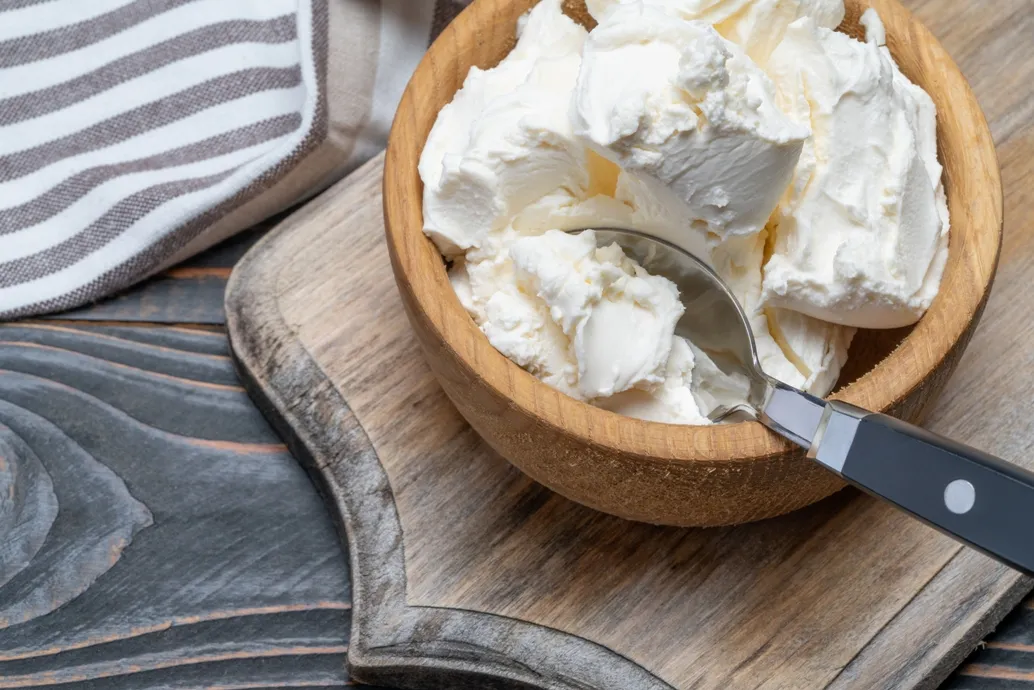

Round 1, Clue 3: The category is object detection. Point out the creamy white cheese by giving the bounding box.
[585,0,845,64]
[571,3,809,243]
[419,0,589,256]
[569,0,854,395]
[709,231,854,393]
[451,249,581,398]
[597,336,709,424]
[419,0,947,426]
[511,230,685,400]
[760,13,950,328]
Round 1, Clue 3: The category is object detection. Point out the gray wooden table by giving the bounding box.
[0,215,1029,689]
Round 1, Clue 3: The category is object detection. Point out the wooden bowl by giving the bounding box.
[383,0,1002,526]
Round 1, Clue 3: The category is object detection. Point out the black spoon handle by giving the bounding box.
[810,401,1034,577]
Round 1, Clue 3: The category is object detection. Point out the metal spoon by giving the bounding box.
[580,227,1034,576]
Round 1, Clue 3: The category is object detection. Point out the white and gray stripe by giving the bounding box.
[0,0,468,319]
[0,0,325,318]
[0,115,302,236]
[0,16,299,127]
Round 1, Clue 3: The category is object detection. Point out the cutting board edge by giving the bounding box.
[223,181,673,690]
[223,152,1032,690]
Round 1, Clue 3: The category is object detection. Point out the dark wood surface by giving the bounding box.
[0,319,363,689]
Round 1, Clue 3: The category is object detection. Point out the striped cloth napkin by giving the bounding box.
[0,0,471,319]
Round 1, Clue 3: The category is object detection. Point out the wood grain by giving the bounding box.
[382,0,1003,526]
[224,123,1025,689]
[1,235,1029,689]
[0,324,361,689]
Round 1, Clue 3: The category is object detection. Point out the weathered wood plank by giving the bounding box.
[0,326,275,443]
[26,655,357,690]
[47,274,232,325]
[40,323,231,352]
[0,324,238,386]
[0,324,362,689]
[0,609,350,685]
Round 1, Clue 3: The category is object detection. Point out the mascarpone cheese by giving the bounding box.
[418,0,946,426]
[511,229,685,400]
[571,3,809,243]
[760,12,950,328]
[584,0,845,64]
[419,0,589,256]
[597,336,710,424]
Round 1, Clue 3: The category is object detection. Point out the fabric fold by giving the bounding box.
[1,0,464,319]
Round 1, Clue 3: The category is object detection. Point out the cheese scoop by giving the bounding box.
[580,226,1034,578]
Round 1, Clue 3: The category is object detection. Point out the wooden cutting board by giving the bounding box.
[224,3,1034,687]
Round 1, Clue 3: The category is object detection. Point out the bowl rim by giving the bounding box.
[383,0,1004,465]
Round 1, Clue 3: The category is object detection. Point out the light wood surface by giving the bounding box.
[222,0,1034,687]
[381,0,1004,526]
[224,122,1028,687]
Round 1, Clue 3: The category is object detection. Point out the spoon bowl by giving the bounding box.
[582,228,831,446]
[578,228,769,420]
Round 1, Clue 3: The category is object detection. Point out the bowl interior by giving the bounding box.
[384,0,1002,462]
